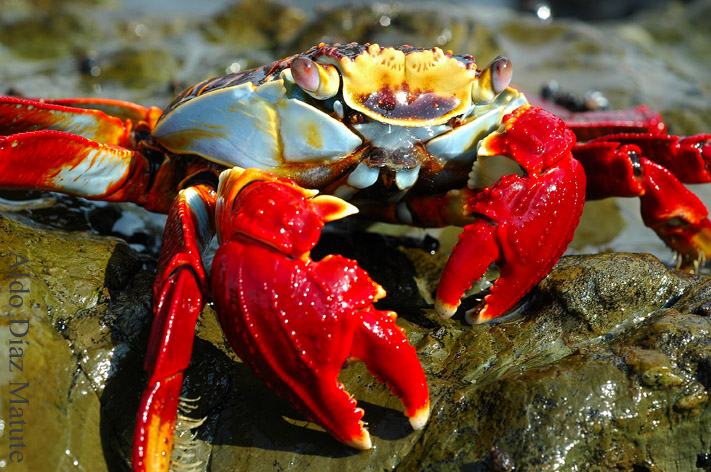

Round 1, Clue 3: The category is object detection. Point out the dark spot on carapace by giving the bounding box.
[357,84,459,121]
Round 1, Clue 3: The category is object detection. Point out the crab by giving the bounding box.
[1,43,710,471]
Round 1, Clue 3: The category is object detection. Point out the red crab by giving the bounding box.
[1,43,709,471]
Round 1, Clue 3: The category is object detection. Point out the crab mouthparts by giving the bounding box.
[344,158,422,193]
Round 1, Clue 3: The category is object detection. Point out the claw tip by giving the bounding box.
[435,298,458,319]
[345,429,372,450]
[465,306,494,325]
[407,403,430,430]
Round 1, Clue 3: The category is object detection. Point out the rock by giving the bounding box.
[90,46,180,90]
[3,206,709,471]
[400,253,711,471]
[0,9,106,60]
[0,212,148,471]
[202,0,306,52]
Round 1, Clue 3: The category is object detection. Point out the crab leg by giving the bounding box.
[39,97,162,126]
[0,96,140,145]
[434,105,587,323]
[210,168,429,449]
[547,103,668,141]
[133,183,215,472]
[574,134,711,266]
[0,130,167,208]
[0,97,173,210]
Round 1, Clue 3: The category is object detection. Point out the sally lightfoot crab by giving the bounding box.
[1,43,710,471]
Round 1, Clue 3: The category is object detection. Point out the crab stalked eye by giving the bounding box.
[291,56,340,100]
[472,56,513,104]
[490,56,512,94]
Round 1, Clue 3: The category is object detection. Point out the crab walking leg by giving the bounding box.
[39,97,162,127]
[0,96,140,145]
[435,105,587,323]
[0,130,156,206]
[546,103,668,141]
[574,135,711,265]
[210,167,429,449]
[133,183,215,472]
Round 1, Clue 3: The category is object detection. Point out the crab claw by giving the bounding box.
[210,168,429,448]
[435,106,587,323]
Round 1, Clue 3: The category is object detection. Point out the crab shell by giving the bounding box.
[151,43,526,198]
[314,43,479,125]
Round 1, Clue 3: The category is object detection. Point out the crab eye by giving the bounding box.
[490,56,512,94]
[291,56,340,100]
[472,56,513,104]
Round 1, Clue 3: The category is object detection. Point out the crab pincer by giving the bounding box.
[210,168,430,449]
[435,105,587,323]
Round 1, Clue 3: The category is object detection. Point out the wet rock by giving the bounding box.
[0,9,106,60]
[202,0,307,52]
[399,254,711,471]
[86,46,180,91]
[0,212,148,472]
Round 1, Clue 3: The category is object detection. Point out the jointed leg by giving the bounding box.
[133,183,216,472]
[0,131,155,204]
[0,96,161,143]
[574,134,711,268]
[0,96,168,210]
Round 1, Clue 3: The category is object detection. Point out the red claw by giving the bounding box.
[436,106,587,323]
[210,168,429,448]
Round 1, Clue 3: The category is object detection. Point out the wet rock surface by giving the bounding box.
[2,211,710,471]
[1,1,710,471]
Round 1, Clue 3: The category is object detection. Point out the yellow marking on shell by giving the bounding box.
[305,121,323,150]
[324,45,478,126]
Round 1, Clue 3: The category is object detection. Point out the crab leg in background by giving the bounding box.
[541,100,711,266]
[573,134,711,268]
[0,97,170,210]
[210,168,429,450]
